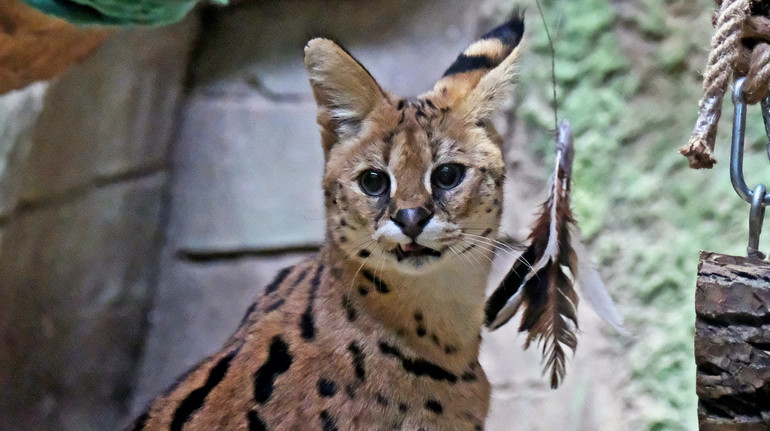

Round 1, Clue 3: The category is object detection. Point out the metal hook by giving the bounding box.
[748,183,767,259]
[730,77,770,206]
[731,77,770,258]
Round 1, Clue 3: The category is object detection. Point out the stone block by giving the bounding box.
[190,0,483,98]
[167,96,326,250]
[0,173,166,431]
[129,251,314,418]
[17,17,196,202]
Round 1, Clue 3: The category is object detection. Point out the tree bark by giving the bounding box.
[695,251,770,429]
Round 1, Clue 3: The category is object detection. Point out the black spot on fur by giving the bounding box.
[254,337,292,404]
[340,219,347,227]
[475,425,483,431]
[399,403,409,413]
[345,384,357,399]
[342,295,357,322]
[413,311,423,322]
[431,334,440,346]
[300,265,324,340]
[358,285,369,296]
[424,399,443,414]
[358,249,371,258]
[378,342,457,383]
[362,270,389,293]
[247,410,267,431]
[384,130,396,145]
[170,347,240,431]
[444,345,457,355]
[486,207,492,213]
[264,266,294,295]
[320,410,339,431]
[461,371,477,382]
[481,228,492,237]
[416,326,426,337]
[397,99,406,110]
[318,378,337,397]
[424,99,437,110]
[376,392,389,406]
[348,341,366,381]
[340,236,347,243]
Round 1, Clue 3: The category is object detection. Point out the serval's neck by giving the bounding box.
[319,244,492,371]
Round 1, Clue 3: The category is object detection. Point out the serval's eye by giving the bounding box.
[431,163,465,190]
[358,170,390,197]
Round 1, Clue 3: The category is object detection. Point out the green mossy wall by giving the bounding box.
[516,0,769,429]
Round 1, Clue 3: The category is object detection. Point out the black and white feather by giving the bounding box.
[485,119,626,389]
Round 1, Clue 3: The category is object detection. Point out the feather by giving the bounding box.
[569,225,628,336]
[485,119,625,388]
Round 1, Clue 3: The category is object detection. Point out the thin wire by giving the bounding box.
[536,0,558,130]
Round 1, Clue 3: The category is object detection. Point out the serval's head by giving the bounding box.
[305,12,524,275]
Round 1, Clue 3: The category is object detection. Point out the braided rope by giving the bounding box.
[744,43,770,103]
[681,0,750,169]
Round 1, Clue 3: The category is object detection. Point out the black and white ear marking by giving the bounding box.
[432,10,525,123]
[442,10,525,78]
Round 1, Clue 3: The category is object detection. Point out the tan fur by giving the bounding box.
[128,16,523,431]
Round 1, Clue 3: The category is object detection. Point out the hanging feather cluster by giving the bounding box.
[485,119,626,389]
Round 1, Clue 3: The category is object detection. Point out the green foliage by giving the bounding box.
[515,0,768,429]
[22,0,227,26]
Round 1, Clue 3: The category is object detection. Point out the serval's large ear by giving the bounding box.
[305,38,387,153]
[434,10,524,123]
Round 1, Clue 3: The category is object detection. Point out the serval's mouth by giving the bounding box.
[393,242,442,261]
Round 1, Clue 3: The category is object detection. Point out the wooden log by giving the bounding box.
[695,251,770,429]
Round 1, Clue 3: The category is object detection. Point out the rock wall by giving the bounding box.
[0,1,633,430]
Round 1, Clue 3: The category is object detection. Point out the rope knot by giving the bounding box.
[681,0,770,168]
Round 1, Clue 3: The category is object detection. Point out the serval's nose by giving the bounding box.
[391,207,433,239]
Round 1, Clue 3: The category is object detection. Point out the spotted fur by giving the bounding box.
[128,11,524,431]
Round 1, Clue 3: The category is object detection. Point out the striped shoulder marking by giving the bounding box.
[264,266,311,313]
[264,265,295,295]
[170,346,241,431]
